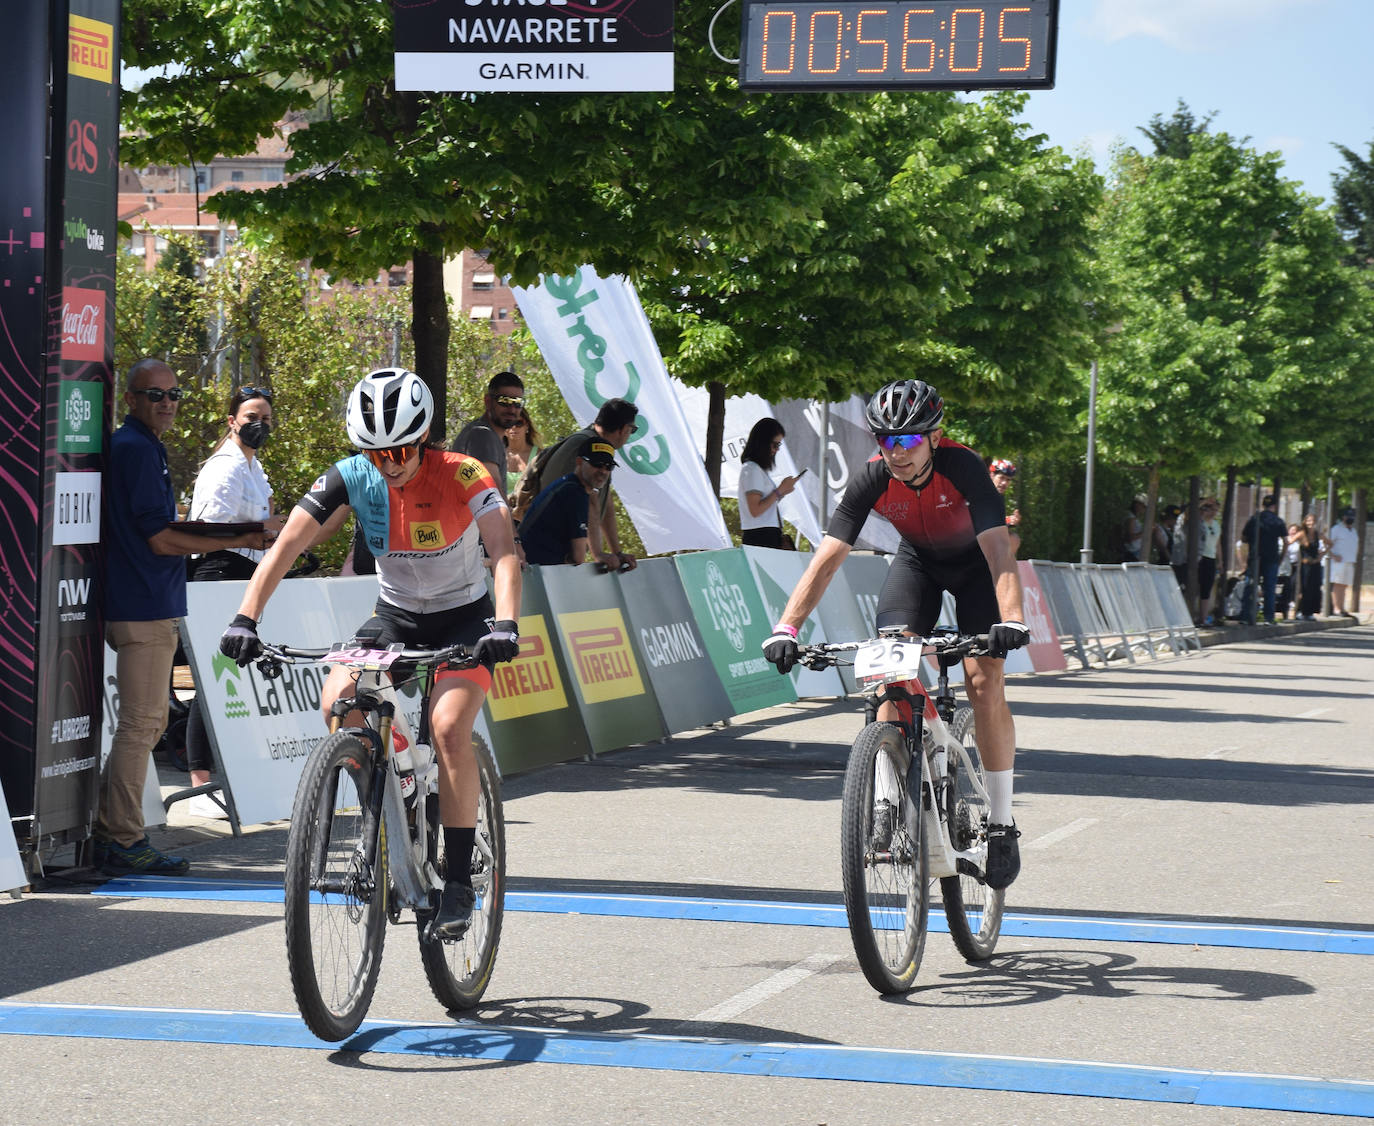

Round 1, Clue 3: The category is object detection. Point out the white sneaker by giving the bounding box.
[186,793,228,819]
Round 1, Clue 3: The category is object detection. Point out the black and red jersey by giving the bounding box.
[826,440,1006,560]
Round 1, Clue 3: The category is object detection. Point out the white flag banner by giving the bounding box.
[513,268,731,555]
[671,380,826,549]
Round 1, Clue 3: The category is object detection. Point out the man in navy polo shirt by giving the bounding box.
[97,358,270,874]
[518,438,616,566]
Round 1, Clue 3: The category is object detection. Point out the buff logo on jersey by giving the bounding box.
[458,460,482,483]
[410,521,443,549]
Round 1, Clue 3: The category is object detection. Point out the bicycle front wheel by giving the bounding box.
[283,730,388,1042]
[840,721,929,994]
[940,706,1005,961]
[419,735,506,1011]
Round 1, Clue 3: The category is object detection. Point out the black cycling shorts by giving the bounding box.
[876,545,1000,637]
[350,595,495,655]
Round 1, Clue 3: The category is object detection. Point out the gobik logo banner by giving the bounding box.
[539,563,664,754]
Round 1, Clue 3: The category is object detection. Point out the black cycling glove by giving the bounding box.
[762,627,799,674]
[987,620,1030,659]
[474,620,520,669]
[220,614,263,667]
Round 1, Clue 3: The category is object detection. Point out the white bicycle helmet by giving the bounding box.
[346,368,433,449]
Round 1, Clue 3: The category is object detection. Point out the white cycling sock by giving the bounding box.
[985,769,1014,825]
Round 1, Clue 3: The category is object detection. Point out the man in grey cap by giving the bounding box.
[518,439,617,566]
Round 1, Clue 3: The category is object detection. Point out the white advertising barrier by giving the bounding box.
[671,380,825,549]
[742,547,845,699]
[1,780,26,893]
[512,267,732,555]
[183,577,499,828]
[98,644,168,830]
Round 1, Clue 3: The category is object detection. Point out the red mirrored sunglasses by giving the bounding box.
[364,443,420,468]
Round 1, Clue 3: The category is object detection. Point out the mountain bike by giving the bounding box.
[797,628,1003,994]
[254,640,505,1042]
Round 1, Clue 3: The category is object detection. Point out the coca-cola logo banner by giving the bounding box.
[60,285,105,361]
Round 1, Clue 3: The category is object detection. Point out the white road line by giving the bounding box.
[1295,707,1331,719]
[687,952,842,1030]
[1204,745,1241,759]
[1024,818,1099,851]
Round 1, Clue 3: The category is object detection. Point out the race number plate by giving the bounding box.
[322,646,400,670]
[854,639,925,687]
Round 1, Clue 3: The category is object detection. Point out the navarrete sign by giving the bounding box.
[393,0,674,92]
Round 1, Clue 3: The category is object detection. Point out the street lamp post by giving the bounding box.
[1080,358,1098,565]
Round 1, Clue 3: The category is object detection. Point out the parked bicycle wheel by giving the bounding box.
[840,721,929,994]
[940,706,1005,961]
[419,736,506,1011]
[284,730,388,1041]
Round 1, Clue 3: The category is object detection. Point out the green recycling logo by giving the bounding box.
[212,652,251,719]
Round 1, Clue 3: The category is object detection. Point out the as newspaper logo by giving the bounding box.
[559,608,645,705]
[487,615,570,720]
[69,14,114,84]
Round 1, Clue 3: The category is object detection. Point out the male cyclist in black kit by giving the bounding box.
[763,379,1030,888]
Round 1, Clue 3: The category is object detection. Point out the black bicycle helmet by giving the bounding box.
[865,379,944,434]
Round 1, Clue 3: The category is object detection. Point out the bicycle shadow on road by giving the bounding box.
[892,947,1315,1010]
[329,993,838,1072]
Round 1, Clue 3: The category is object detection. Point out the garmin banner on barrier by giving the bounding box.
[616,559,733,734]
[538,564,664,754]
[673,549,795,715]
[512,267,731,555]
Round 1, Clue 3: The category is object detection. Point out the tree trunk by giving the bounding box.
[1218,466,1238,583]
[411,247,450,444]
[705,380,726,498]
[1141,462,1161,564]
[1354,486,1367,613]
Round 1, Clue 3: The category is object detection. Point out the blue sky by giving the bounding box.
[1021,0,1374,205]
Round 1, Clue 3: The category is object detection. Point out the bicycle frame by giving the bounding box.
[331,669,442,912]
[857,645,992,881]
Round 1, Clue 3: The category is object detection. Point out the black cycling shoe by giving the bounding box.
[983,823,1021,890]
[870,800,895,852]
[431,880,476,941]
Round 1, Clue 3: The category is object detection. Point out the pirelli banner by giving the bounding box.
[618,559,733,735]
[538,564,665,754]
[484,567,594,772]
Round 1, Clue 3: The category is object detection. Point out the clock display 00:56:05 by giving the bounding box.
[739,0,1057,90]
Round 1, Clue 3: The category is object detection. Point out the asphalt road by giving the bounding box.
[3,625,1372,1125]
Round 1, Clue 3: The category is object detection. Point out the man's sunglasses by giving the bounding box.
[493,395,525,407]
[875,432,927,450]
[364,443,420,468]
[131,387,184,402]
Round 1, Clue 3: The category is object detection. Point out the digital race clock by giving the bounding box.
[739,0,1057,91]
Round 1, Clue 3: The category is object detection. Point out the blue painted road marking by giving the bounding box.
[1,1001,1371,1117]
[93,876,1374,955]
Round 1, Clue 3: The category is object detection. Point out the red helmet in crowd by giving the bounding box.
[991,458,1017,477]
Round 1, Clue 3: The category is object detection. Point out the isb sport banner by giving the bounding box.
[513,267,732,556]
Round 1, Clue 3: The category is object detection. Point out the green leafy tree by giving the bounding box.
[1331,139,1374,267]
[120,0,865,438]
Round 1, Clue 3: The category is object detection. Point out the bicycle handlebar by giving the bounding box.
[255,639,479,677]
[796,630,991,670]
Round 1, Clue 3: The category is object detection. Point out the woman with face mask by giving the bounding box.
[188,385,285,581]
[182,386,287,814]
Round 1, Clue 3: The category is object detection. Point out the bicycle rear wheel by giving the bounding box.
[283,730,388,1042]
[840,721,929,994]
[419,736,506,1011]
[940,706,1005,961]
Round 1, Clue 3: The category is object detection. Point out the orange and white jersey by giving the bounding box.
[298,450,505,613]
